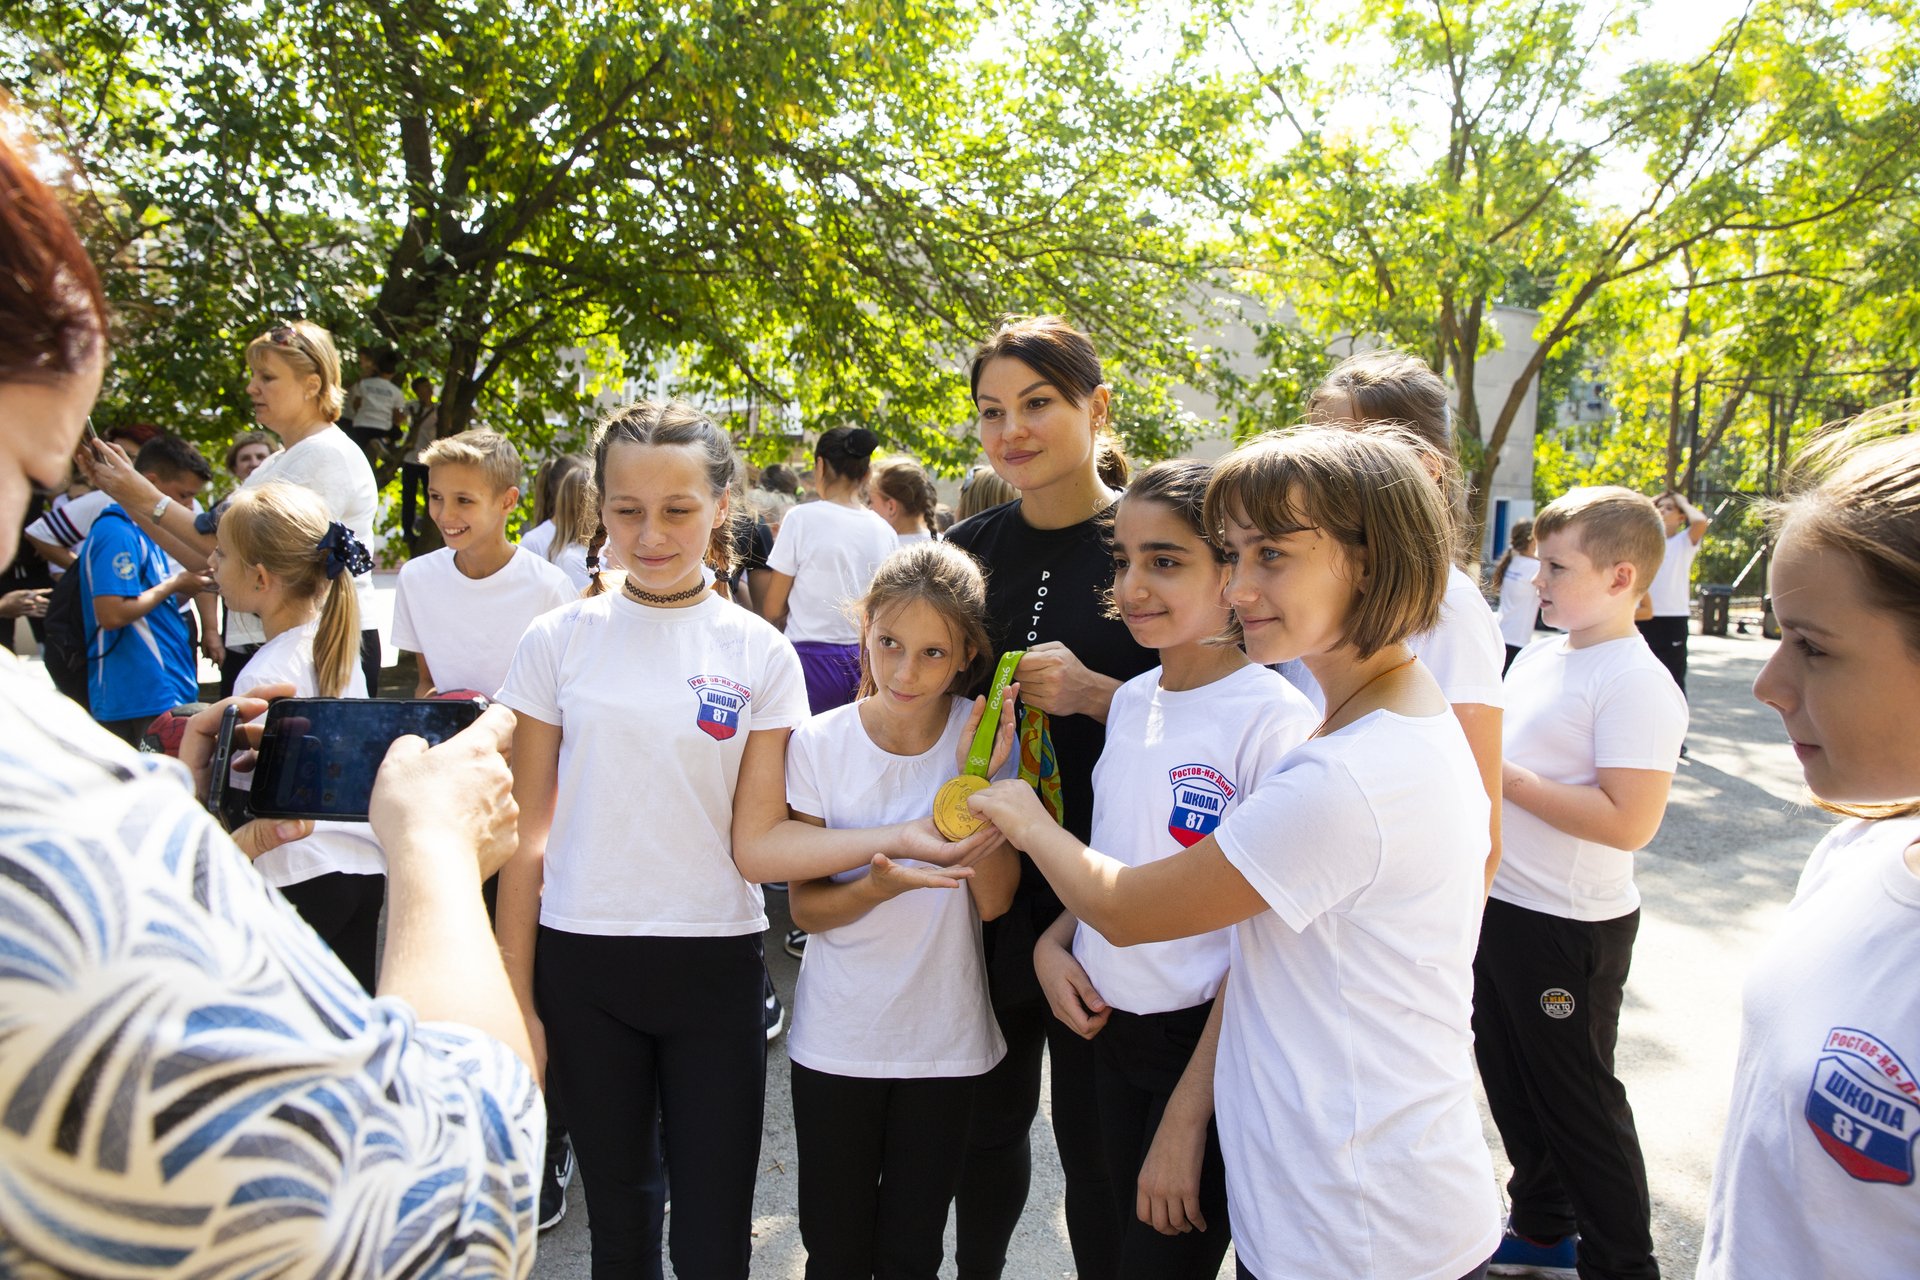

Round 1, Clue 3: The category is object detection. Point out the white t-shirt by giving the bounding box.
[346,376,406,432]
[1493,634,1688,921]
[390,547,574,697]
[230,429,379,646]
[1496,553,1542,649]
[1409,564,1507,707]
[496,591,808,936]
[765,500,898,644]
[785,699,1006,1078]
[1699,816,1920,1280]
[232,619,383,888]
[1649,527,1700,617]
[1074,664,1316,1015]
[1274,565,1504,711]
[896,530,933,547]
[1213,709,1499,1280]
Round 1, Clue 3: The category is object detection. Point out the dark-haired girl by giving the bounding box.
[758,426,900,714]
[946,315,1156,1280]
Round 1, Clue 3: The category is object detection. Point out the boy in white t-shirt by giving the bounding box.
[1477,487,1688,1279]
[390,430,575,699]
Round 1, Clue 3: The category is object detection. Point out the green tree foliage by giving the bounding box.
[1220,0,1920,549]
[2,0,1258,496]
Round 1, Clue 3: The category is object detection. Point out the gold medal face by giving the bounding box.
[932,774,990,840]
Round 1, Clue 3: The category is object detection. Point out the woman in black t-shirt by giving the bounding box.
[944,315,1154,1280]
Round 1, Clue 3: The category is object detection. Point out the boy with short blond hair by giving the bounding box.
[390,430,574,699]
[1476,485,1686,1280]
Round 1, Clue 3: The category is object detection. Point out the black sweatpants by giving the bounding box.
[1473,898,1657,1280]
[359,627,381,700]
[280,870,386,994]
[1240,1259,1488,1280]
[954,915,1117,1280]
[1093,1003,1231,1279]
[536,928,766,1280]
[1634,616,1688,695]
[792,1064,976,1280]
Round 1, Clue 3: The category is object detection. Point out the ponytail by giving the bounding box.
[584,524,611,598]
[313,572,362,696]
[1491,519,1535,596]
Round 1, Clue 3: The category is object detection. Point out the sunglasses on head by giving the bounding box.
[266,320,323,365]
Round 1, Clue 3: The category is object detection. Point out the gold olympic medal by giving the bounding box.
[933,774,991,840]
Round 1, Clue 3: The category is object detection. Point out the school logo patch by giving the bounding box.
[112,551,138,580]
[1540,989,1576,1019]
[1805,1027,1920,1185]
[688,675,750,741]
[1167,764,1235,848]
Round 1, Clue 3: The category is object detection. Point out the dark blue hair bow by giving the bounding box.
[316,521,373,579]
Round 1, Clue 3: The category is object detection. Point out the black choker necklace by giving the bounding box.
[622,575,707,605]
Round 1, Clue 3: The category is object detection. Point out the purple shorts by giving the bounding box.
[792,641,861,715]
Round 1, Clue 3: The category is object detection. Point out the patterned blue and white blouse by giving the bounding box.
[0,666,544,1276]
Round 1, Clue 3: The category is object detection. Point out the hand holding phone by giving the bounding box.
[249,697,488,822]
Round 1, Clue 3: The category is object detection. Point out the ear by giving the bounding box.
[1347,541,1373,594]
[712,488,732,528]
[303,373,323,403]
[500,484,522,514]
[1610,561,1638,596]
[1088,383,1113,430]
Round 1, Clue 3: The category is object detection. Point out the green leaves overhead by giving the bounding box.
[4,0,1258,470]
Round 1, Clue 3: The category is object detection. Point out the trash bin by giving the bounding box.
[1700,584,1732,637]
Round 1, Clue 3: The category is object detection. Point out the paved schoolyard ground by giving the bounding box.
[531,629,1828,1279]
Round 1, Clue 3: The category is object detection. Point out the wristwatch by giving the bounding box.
[151,495,170,521]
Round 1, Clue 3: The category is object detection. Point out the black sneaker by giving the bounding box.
[764,981,785,1041]
[539,1136,574,1230]
[784,928,808,959]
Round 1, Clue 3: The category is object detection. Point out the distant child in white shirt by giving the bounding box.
[1493,518,1542,671]
[1700,406,1920,1278]
[390,430,574,700]
[785,541,1020,1279]
[972,427,1502,1280]
[208,482,383,990]
[1033,461,1317,1277]
[1477,486,1686,1278]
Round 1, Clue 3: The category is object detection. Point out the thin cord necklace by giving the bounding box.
[623,575,707,606]
[1312,654,1418,738]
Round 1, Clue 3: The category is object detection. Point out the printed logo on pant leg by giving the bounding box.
[688,675,751,741]
[1805,1027,1919,1184]
[1540,988,1576,1019]
[1167,764,1235,848]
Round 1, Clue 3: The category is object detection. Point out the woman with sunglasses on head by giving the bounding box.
[79,320,382,697]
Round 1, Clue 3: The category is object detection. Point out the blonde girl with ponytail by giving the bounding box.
[209,481,386,991]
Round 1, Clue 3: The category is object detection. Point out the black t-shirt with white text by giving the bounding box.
[946,498,1155,990]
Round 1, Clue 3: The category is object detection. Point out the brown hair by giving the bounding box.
[245,321,346,421]
[422,428,524,496]
[956,464,1017,521]
[532,453,588,526]
[0,129,107,382]
[1491,518,1536,591]
[969,315,1104,408]
[1095,434,1130,489]
[221,483,361,697]
[1106,459,1240,643]
[1770,400,1920,819]
[584,399,739,597]
[856,541,993,699]
[868,455,939,536]
[223,430,279,475]
[816,426,880,483]
[1532,487,1665,594]
[1309,350,1472,565]
[546,464,598,562]
[1203,426,1450,660]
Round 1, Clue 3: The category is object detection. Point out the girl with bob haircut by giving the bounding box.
[209,481,384,991]
[784,539,1020,1279]
[1307,349,1507,889]
[866,453,942,543]
[495,400,1000,1278]
[947,314,1157,1280]
[1699,401,1920,1277]
[970,426,1502,1280]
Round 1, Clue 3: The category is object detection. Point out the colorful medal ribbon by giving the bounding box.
[1017,704,1065,827]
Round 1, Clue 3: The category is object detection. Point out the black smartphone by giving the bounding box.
[248,697,486,822]
[204,703,252,830]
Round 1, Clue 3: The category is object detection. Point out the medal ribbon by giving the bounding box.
[1018,705,1065,826]
[964,651,1025,777]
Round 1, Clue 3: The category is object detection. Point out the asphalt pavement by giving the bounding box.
[529,628,1825,1279]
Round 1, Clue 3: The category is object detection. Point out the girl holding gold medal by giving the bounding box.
[784,540,1022,1278]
